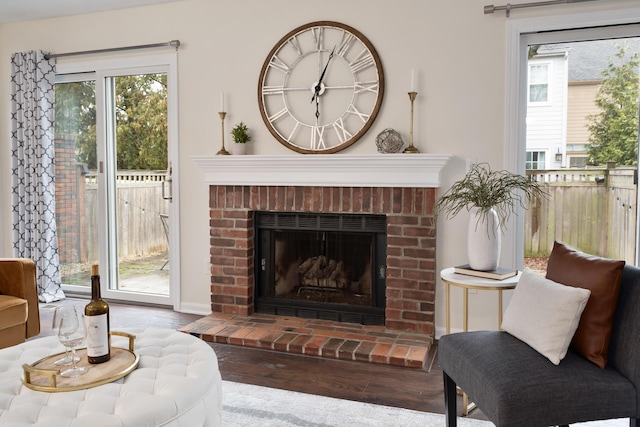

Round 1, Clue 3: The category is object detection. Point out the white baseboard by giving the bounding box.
[176,302,211,316]
[435,326,464,340]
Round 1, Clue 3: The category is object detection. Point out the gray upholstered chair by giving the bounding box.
[439,263,640,427]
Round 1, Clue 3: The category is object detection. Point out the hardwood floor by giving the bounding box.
[38,299,488,422]
[211,338,490,422]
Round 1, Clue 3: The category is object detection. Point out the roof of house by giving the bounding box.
[567,38,640,81]
[531,38,640,82]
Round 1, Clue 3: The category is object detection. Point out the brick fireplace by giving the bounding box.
[192,154,451,365]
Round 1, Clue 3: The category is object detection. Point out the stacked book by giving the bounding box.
[454,264,518,280]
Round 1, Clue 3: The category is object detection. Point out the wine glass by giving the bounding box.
[53,305,87,378]
[51,306,80,366]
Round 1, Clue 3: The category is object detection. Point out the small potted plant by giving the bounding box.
[435,162,546,271]
[230,122,252,155]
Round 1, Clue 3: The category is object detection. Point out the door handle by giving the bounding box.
[162,162,173,202]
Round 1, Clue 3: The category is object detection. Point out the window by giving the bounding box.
[526,37,639,266]
[567,144,588,152]
[526,151,546,170]
[529,63,549,103]
[54,76,98,286]
[569,156,588,168]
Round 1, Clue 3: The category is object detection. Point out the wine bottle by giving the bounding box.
[84,264,110,363]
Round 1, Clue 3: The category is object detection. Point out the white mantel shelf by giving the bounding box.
[192,154,452,188]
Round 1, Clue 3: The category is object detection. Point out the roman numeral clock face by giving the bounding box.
[258,21,385,154]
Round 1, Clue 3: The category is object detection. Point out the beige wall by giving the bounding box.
[0,0,637,334]
[567,81,600,146]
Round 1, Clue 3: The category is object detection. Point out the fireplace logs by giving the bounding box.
[298,255,347,289]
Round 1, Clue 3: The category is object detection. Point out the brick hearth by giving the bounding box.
[180,313,431,368]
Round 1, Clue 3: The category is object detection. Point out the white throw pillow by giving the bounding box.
[501,270,591,365]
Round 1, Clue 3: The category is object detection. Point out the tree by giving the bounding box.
[54,80,97,168]
[114,74,168,170]
[54,73,168,171]
[586,45,639,166]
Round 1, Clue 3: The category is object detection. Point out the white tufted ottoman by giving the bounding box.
[0,328,222,426]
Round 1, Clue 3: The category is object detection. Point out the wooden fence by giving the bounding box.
[82,171,169,262]
[525,166,637,263]
[72,168,637,265]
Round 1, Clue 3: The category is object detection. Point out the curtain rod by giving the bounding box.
[484,0,599,17]
[44,40,181,60]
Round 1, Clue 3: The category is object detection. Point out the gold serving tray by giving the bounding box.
[22,331,139,392]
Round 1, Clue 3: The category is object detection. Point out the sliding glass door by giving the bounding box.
[54,55,178,307]
[518,23,640,269]
[102,71,171,301]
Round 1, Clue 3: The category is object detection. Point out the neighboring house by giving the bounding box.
[527,38,640,169]
[526,44,570,170]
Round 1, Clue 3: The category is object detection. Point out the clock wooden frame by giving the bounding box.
[258,21,385,154]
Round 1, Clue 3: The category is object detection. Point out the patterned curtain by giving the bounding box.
[10,51,65,302]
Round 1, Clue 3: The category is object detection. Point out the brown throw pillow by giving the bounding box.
[546,241,625,369]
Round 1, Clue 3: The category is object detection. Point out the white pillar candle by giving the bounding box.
[410,69,416,92]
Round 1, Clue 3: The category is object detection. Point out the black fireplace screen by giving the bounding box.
[255,212,386,325]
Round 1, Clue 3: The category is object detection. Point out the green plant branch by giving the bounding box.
[434,162,547,231]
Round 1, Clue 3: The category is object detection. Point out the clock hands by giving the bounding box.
[311,46,336,104]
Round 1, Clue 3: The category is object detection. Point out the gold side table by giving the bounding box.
[441,267,521,415]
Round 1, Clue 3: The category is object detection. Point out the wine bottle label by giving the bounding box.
[85,313,109,357]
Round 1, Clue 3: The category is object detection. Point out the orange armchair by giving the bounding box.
[0,259,40,348]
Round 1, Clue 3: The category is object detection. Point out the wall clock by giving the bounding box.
[258,21,384,154]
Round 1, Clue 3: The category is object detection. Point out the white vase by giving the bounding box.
[232,143,247,155]
[467,207,501,271]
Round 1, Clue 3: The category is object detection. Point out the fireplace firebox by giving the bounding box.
[255,212,386,325]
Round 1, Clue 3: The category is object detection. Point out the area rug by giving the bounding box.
[221,380,492,426]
